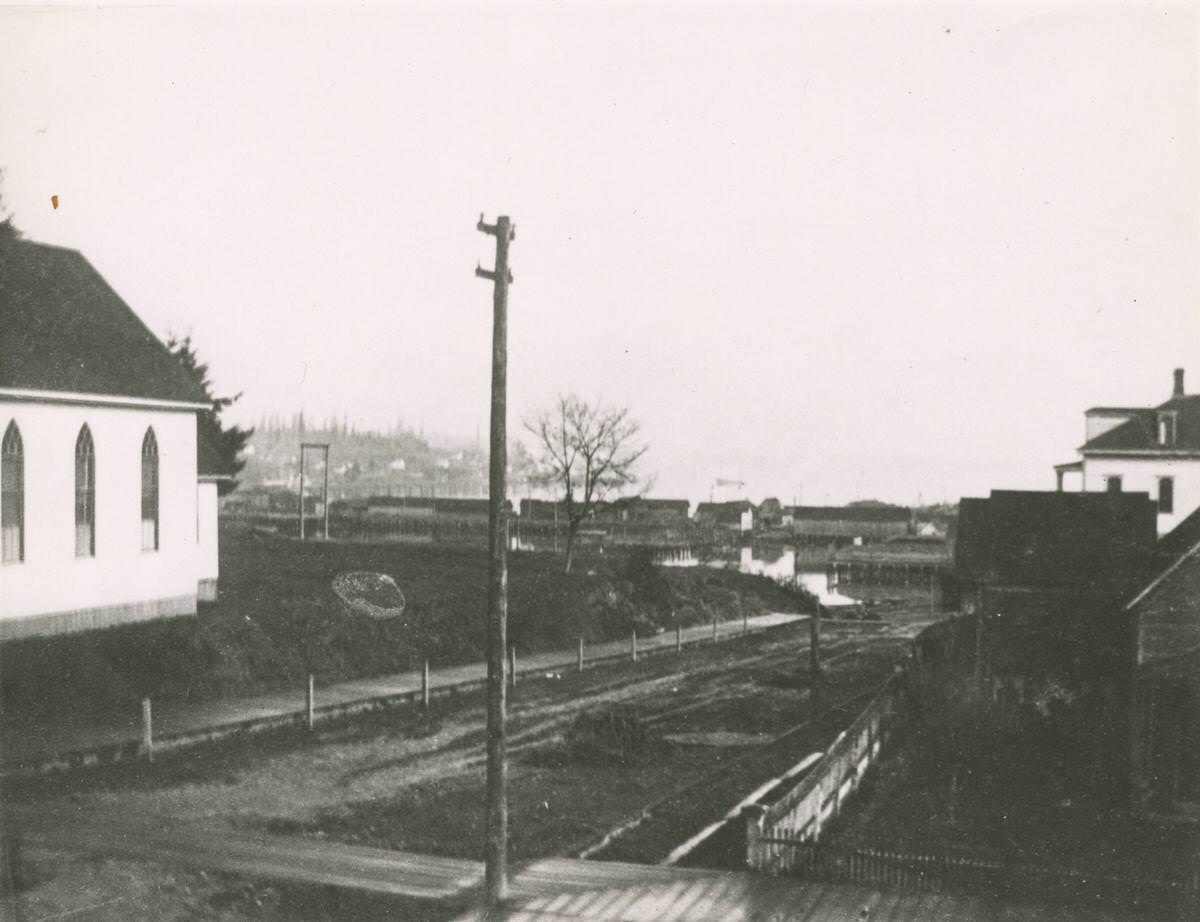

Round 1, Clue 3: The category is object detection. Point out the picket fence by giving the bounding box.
[744,674,901,869]
[748,834,1198,916]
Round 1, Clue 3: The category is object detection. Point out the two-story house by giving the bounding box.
[1055,369,1200,536]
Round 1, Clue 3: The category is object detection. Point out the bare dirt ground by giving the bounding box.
[5,605,935,921]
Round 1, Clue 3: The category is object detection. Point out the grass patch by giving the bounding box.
[1,523,810,720]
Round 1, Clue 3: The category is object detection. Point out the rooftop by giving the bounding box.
[955,490,1157,596]
[0,234,207,405]
[1081,369,1200,454]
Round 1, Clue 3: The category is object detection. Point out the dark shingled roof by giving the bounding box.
[955,490,1157,597]
[1082,396,1200,453]
[0,236,208,404]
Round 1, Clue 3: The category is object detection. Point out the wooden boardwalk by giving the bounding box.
[15,806,1147,922]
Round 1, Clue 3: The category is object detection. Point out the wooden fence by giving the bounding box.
[745,674,901,867]
[747,835,1199,916]
[743,614,1200,917]
[743,615,986,867]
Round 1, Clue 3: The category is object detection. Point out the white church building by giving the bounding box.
[1055,368,1200,536]
[1,234,228,641]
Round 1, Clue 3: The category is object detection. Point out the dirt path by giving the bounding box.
[0,613,803,771]
[8,612,931,868]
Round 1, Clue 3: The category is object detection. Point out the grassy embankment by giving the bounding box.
[0,522,811,719]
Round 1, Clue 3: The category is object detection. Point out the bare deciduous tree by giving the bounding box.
[524,395,647,573]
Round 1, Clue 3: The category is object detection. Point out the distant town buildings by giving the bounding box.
[1056,368,1200,535]
[0,235,229,641]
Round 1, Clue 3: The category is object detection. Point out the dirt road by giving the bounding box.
[9,611,931,864]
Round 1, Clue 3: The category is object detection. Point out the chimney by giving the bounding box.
[1174,368,1185,398]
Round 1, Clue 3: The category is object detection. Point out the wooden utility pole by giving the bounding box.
[477,213,514,908]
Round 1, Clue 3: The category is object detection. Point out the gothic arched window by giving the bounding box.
[75,425,96,557]
[141,428,159,550]
[2,422,24,563]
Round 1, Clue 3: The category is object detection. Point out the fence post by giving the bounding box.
[306,674,315,730]
[813,775,827,842]
[675,623,682,654]
[742,803,767,870]
[141,697,154,763]
[743,612,748,635]
[422,660,430,709]
[631,630,638,662]
[509,645,517,687]
[577,636,584,673]
[712,615,719,643]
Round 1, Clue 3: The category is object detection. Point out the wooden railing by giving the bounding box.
[745,674,901,868]
[743,615,988,866]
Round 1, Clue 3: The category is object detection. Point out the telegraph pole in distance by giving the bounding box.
[476,213,514,909]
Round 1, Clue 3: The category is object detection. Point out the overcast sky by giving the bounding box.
[2,2,1196,505]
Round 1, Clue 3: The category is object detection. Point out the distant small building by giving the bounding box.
[594,497,691,525]
[341,495,504,522]
[694,500,754,533]
[1055,368,1200,535]
[786,505,911,544]
[757,498,784,528]
[832,534,951,588]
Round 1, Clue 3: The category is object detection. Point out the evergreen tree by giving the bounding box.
[167,335,253,496]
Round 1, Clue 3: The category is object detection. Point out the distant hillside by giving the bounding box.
[241,419,488,499]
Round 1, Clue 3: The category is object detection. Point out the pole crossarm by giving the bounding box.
[477,213,517,240]
[475,264,514,284]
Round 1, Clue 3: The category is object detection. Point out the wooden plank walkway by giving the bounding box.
[1,611,804,772]
[14,806,1144,922]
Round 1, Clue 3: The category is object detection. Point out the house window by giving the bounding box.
[2,422,24,563]
[1159,413,1177,447]
[141,428,159,551]
[75,425,95,557]
[1106,475,1123,493]
[1158,477,1175,515]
